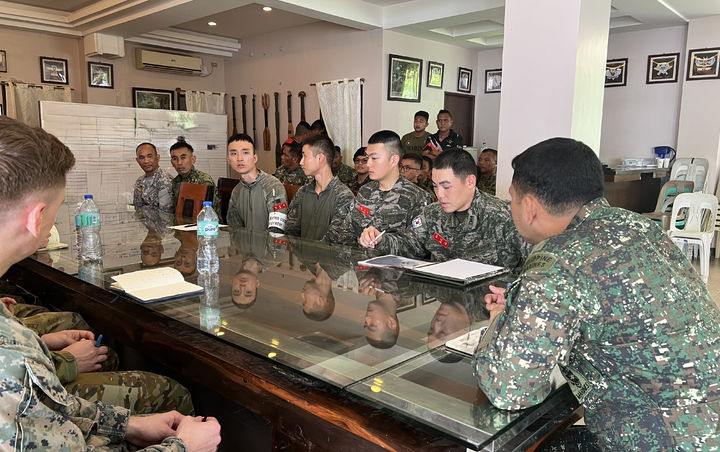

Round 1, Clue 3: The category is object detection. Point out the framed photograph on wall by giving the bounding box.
[88,62,114,89]
[132,87,175,110]
[458,67,472,93]
[0,50,7,72]
[40,56,69,85]
[427,61,444,88]
[647,53,680,84]
[686,48,720,81]
[605,58,628,87]
[388,54,422,102]
[485,69,502,93]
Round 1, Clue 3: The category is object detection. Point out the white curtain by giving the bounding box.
[185,90,225,114]
[315,78,363,165]
[5,83,71,127]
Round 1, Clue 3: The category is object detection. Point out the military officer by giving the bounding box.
[169,137,220,215]
[274,139,311,185]
[133,142,174,212]
[331,145,358,188]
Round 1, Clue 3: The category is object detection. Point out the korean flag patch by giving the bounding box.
[412,216,422,229]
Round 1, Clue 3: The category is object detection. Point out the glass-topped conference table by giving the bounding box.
[7,202,578,451]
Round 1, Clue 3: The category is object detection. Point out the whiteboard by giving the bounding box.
[40,101,228,204]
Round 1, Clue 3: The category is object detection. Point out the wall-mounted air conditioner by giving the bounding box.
[135,49,202,75]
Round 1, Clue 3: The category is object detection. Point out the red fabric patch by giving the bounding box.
[357,205,370,216]
[273,202,288,211]
[273,239,287,246]
[433,233,449,248]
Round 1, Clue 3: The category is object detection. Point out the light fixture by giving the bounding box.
[207,21,217,26]
[263,6,272,12]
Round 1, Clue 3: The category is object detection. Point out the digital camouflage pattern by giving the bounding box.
[285,176,355,241]
[274,165,311,186]
[376,189,531,275]
[227,170,288,231]
[473,198,720,450]
[414,179,436,198]
[349,173,371,193]
[324,176,433,245]
[333,163,357,189]
[171,165,220,215]
[476,173,496,196]
[0,303,186,451]
[133,168,174,212]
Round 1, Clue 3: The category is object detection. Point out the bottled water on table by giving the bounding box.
[197,201,219,274]
[75,194,102,261]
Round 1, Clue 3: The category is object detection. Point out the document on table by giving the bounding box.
[409,258,508,285]
[111,267,203,303]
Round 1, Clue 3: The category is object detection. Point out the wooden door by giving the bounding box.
[443,92,475,147]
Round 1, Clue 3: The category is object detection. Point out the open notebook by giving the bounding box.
[409,259,507,286]
[111,267,203,303]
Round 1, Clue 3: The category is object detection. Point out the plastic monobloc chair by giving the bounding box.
[667,192,718,283]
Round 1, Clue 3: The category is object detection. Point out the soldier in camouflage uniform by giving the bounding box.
[226,133,289,232]
[364,149,530,275]
[274,139,311,185]
[169,138,221,216]
[474,138,720,450]
[350,146,371,193]
[0,117,221,451]
[476,148,497,195]
[326,130,433,246]
[331,145,358,188]
[285,135,355,241]
[133,142,174,212]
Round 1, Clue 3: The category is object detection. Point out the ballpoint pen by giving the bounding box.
[95,334,103,347]
[370,230,386,246]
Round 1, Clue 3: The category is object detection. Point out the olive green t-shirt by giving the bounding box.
[401,131,430,156]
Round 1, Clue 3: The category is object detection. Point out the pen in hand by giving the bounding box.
[370,230,386,246]
[95,334,103,347]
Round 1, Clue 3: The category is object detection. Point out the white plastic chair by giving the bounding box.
[667,192,718,283]
[689,158,709,193]
[670,158,691,181]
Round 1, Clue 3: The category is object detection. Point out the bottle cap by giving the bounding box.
[84,194,93,199]
[203,201,212,206]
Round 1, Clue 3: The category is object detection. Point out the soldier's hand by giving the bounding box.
[63,339,108,372]
[485,285,507,323]
[126,411,184,447]
[359,226,382,248]
[0,296,17,315]
[41,329,94,349]
[176,415,222,452]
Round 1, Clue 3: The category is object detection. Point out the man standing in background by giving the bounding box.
[400,110,430,156]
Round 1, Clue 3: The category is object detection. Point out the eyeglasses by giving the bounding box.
[399,164,421,172]
[354,158,369,164]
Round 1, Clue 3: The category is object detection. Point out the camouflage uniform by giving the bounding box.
[414,179,435,198]
[285,176,355,241]
[133,168,174,212]
[325,176,433,246]
[227,170,288,231]
[333,163,357,189]
[274,165,310,185]
[473,198,720,450]
[349,174,370,193]
[476,173,496,196]
[0,303,186,450]
[171,165,220,216]
[376,189,530,274]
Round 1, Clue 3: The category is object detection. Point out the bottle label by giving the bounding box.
[268,211,287,231]
[198,221,219,236]
[76,213,100,227]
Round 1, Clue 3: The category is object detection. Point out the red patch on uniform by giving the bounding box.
[357,265,370,271]
[273,202,287,211]
[357,205,370,216]
[433,233,449,248]
[273,239,287,246]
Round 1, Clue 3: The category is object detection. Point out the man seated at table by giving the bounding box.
[361,148,530,275]
[474,137,720,451]
[169,137,219,214]
[325,130,433,246]
[0,116,221,451]
[418,156,434,193]
[274,139,310,185]
[400,153,434,197]
[226,133,288,232]
[476,148,498,195]
[285,135,355,241]
[332,145,357,188]
[133,142,174,212]
[350,146,370,192]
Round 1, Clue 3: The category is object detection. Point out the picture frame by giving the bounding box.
[647,53,680,84]
[458,67,472,93]
[0,50,6,72]
[605,58,628,87]
[388,54,422,102]
[88,61,114,89]
[686,48,720,81]
[40,56,69,85]
[132,87,175,110]
[427,61,444,88]
[484,68,502,93]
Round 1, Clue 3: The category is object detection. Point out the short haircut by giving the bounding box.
[303,134,334,166]
[422,155,433,171]
[227,133,255,154]
[296,121,311,135]
[135,142,157,154]
[333,145,341,155]
[0,117,75,210]
[302,287,335,321]
[170,137,194,154]
[481,148,498,159]
[311,119,326,133]
[367,130,402,158]
[353,147,367,161]
[414,110,429,121]
[437,109,453,119]
[286,141,302,162]
[433,148,477,180]
[512,137,603,215]
[401,154,423,169]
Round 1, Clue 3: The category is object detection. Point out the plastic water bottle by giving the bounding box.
[76,194,102,261]
[481,142,488,151]
[78,259,104,286]
[199,272,221,332]
[197,201,219,274]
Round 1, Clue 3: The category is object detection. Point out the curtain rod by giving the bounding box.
[0,80,74,91]
[310,78,365,86]
[175,87,225,96]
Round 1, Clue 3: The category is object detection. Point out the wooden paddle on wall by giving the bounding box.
[262,93,271,151]
[298,91,306,123]
[274,92,281,166]
[240,94,247,134]
[252,94,257,145]
[287,91,293,139]
[231,96,238,135]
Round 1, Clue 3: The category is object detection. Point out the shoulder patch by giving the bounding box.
[412,216,422,229]
[521,251,558,274]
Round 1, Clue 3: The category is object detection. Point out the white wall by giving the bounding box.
[381,30,479,143]
[600,25,686,165]
[224,21,383,173]
[475,48,503,149]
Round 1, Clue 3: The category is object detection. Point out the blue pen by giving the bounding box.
[95,334,103,347]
